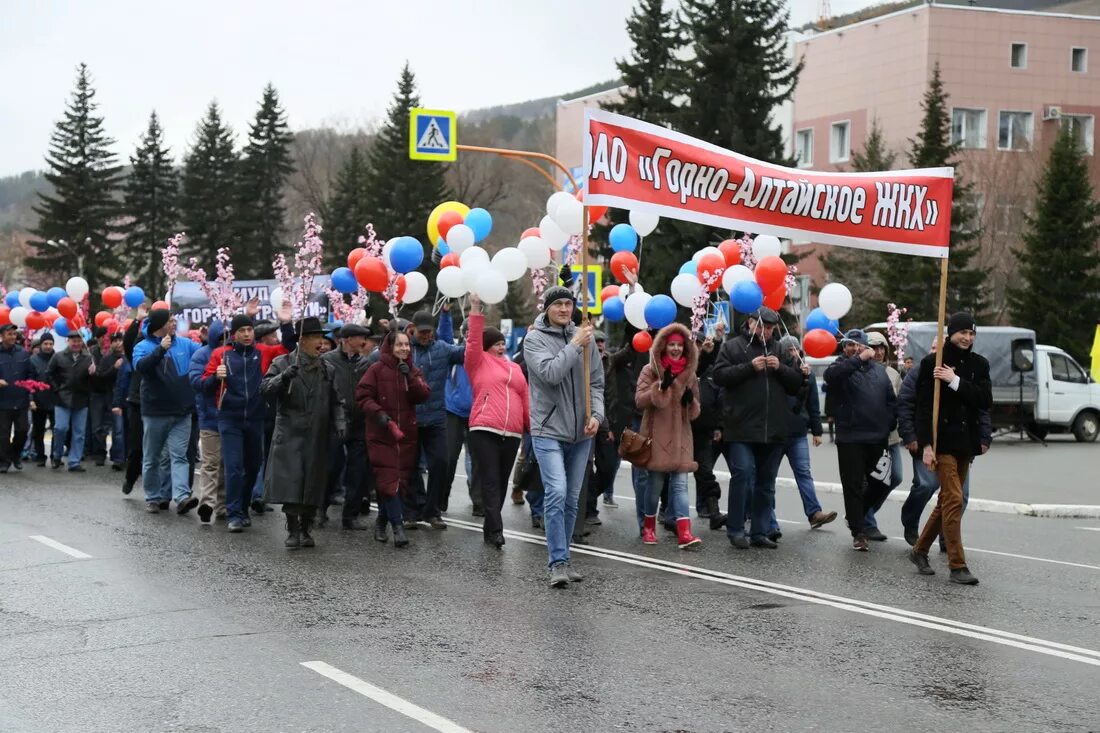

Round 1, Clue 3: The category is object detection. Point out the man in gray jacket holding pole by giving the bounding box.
[524,286,605,588]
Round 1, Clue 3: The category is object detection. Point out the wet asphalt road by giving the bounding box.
[1,462,1099,733]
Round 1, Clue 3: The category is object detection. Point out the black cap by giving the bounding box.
[842,328,869,346]
[947,312,976,336]
[412,311,435,331]
[339,324,371,339]
[752,307,780,324]
[0,324,16,333]
[254,321,279,338]
[146,308,171,334]
[230,314,253,335]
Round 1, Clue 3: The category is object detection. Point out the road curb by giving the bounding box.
[774,478,1100,519]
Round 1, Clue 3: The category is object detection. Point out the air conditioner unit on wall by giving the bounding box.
[1043,105,1062,121]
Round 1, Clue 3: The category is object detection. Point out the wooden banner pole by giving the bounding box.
[581,205,592,421]
[931,257,950,462]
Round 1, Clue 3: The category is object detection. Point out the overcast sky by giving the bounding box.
[0,0,871,176]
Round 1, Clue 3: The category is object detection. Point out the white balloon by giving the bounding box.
[18,287,35,308]
[518,237,551,270]
[670,273,705,307]
[65,277,89,301]
[553,197,585,236]
[436,267,467,298]
[446,224,475,254]
[163,292,172,307]
[752,235,782,260]
[819,282,853,320]
[624,292,652,330]
[629,210,660,237]
[539,215,570,250]
[382,238,398,270]
[459,246,490,273]
[491,247,528,282]
[722,265,754,295]
[269,286,284,312]
[9,306,29,327]
[620,282,646,300]
[402,271,429,304]
[475,270,509,305]
[692,246,723,264]
[546,191,574,220]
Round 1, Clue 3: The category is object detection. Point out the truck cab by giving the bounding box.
[1032,345,1100,442]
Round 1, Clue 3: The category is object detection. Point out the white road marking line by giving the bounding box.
[437,513,1100,668]
[302,661,472,733]
[28,535,92,559]
[1076,527,1100,532]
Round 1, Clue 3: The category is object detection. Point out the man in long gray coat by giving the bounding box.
[261,317,346,549]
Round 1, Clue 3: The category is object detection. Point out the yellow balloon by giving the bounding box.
[427,201,471,247]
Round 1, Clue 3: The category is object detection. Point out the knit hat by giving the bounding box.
[841,328,869,346]
[666,331,685,345]
[230,314,253,335]
[778,335,800,353]
[146,308,171,335]
[482,326,505,351]
[542,285,576,313]
[39,332,54,343]
[594,330,607,342]
[947,312,976,336]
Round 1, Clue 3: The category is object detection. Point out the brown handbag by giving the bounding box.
[618,426,652,467]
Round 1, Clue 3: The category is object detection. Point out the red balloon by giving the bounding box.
[764,285,787,311]
[755,256,787,294]
[67,316,84,330]
[696,253,726,292]
[347,248,368,269]
[719,240,742,267]
[437,210,465,241]
[803,329,838,359]
[101,287,123,309]
[575,189,607,223]
[44,312,59,325]
[0,307,10,326]
[599,284,620,303]
[355,257,389,293]
[94,311,112,327]
[57,297,78,319]
[394,275,407,302]
[105,317,119,333]
[439,253,461,269]
[122,318,134,332]
[632,331,653,353]
[521,227,541,240]
[151,301,170,311]
[609,251,639,284]
[25,312,46,330]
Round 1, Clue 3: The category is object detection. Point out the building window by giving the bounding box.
[829,121,850,163]
[998,111,1033,150]
[795,129,814,167]
[951,108,987,149]
[1072,47,1088,72]
[1011,42,1028,69]
[1061,114,1095,155]
[994,200,1025,235]
[954,191,985,234]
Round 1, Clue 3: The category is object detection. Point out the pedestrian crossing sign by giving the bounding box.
[558,265,603,315]
[409,108,457,162]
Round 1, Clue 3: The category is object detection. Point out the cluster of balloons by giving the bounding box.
[606,210,661,290]
[426,201,493,256]
[599,281,676,349]
[669,235,788,315]
[800,283,853,358]
[330,241,430,307]
[0,277,93,336]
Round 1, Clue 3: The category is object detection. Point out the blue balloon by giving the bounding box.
[805,307,840,334]
[436,238,451,255]
[47,287,67,307]
[124,286,145,308]
[390,236,425,274]
[602,296,625,322]
[29,291,50,313]
[678,261,697,276]
[54,320,71,337]
[609,223,639,253]
[465,208,493,242]
[644,294,677,330]
[331,267,358,294]
[4,292,19,308]
[731,280,764,313]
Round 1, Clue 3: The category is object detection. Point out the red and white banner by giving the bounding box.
[582,109,954,258]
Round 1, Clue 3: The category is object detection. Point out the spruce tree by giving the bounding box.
[362,64,452,304]
[237,84,295,275]
[873,63,986,321]
[821,117,896,327]
[603,0,683,128]
[1008,125,1100,363]
[28,63,123,292]
[179,102,239,265]
[122,111,179,297]
[324,145,371,269]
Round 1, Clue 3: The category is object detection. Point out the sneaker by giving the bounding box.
[864,527,888,542]
[728,535,750,550]
[565,563,584,582]
[751,537,779,549]
[766,530,782,542]
[197,504,213,524]
[176,495,199,515]
[428,517,448,531]
[549,563,570,588]
[852,535,869,551]
[904,528,919,546]
[144,502,160,513]
[531,515,543,530]
[585,515,602,526]
[949,567,979,585]
[809,510,838,529]
[227,520,244,533]
[602,495,618,507]
[68,465,86,473]
[909,550,935,575]
[240,517,252,528]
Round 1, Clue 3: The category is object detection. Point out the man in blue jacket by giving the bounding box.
[0,324,32,472]
[189,319,228,524]
[133,309,201,514]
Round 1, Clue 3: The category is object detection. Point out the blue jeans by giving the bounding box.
[726,442,785,540]
[865,443,904,529]
[52,406,88,468]
[142,415,192,504]
[109,411,125,464]
[901,454,971,532]
[220,418,264,523]
[645,471,689,520]
[532,436,593,568]
[783,435,823,520]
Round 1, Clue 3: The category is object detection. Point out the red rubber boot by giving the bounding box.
[642,515,659,544]
[676,517,702,550]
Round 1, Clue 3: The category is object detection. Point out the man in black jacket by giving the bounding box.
[28,333,56,467]
[909,313,992,585]
[712,308,802,549]
[320,324,373,531]
[823,329,897,551]
[0,324,33,472]
[47,333,95,471]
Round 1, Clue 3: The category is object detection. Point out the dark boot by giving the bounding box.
[392,523,409,548]
[373,516,389,543]
[285,515,301,549]
[300,516,316,548]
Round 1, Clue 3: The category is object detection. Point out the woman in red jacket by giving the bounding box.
[355,329,431,548]
[635,323,703,550]
[465,295,530,547]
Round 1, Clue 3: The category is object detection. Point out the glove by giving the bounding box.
[680,388,694,407]
[397,362,410,375]
[559,264,574,287]
[660,371,675,391]
[386,421,405,442]
[282,364,299,381]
